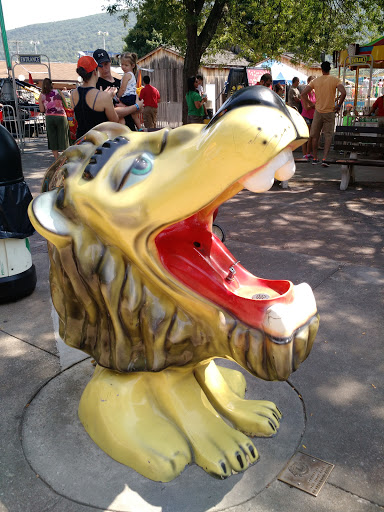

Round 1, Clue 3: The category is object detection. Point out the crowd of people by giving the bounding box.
[301,61,346,166]
[38,49,161,160]
[256,65,347,168]
[38,54,348,167]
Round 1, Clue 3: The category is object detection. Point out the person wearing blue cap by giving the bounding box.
[93,49,143,131]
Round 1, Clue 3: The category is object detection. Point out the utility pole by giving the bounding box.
[97,31,109,50]
[30,40,40,54]
[9,40,22,54]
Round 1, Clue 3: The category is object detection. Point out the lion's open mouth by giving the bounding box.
[155,148,317,340]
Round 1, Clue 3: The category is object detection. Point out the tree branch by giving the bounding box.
[197,0,229,56]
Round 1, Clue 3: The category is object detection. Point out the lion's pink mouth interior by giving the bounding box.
[155,212,293,328]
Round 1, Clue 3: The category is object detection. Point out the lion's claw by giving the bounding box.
[79,360,275,481]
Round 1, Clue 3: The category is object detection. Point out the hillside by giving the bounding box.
[1,12,136,63]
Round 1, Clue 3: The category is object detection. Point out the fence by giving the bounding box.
[0,103,46,151]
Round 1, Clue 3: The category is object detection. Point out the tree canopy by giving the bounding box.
[109,0,384,63]
[106,0,384,121]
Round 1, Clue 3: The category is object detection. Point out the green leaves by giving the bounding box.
[112,0,384,64]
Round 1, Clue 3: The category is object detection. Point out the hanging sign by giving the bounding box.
[246,68,269,86]
[19,55,41,64]
[350,55,370,66]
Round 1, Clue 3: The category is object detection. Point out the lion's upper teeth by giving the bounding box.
[239,148,296,193]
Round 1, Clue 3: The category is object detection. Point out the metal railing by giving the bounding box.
[0,103,46,150]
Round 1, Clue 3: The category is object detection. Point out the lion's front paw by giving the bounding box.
[79,361,281,481]
[156,367,259,478]
[197,431,259,478]
[221,399,281,437]
[195,360,282,436]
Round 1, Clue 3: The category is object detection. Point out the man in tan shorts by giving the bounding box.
[139,75,160,129]
[301,61,346,167]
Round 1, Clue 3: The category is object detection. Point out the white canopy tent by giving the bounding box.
[257,60,309,84]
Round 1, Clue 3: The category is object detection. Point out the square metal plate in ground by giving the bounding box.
[278,452,334,496]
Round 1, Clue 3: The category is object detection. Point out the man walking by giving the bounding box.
[139,75,160,129]
[301,61,346,167]
[288,77,301,110]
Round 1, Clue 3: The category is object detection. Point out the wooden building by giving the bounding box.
[0,51,321,127]
[137,47,250,128]
[138,47,321,127]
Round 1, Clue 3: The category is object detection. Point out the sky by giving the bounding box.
[1,0,108,30]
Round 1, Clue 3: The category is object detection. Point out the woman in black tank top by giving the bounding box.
[72,56,120,140]
[74,88,109,139]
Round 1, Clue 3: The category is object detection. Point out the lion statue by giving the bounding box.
[29,86,319,482]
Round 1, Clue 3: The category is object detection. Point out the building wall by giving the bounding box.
[138,49,234,127]
[200,67,230,113]
[139,49,184,128]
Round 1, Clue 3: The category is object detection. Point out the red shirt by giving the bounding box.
[372,96,384,116]
[139,84,160,108]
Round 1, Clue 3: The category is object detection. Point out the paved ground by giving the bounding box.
[0,138,383,511]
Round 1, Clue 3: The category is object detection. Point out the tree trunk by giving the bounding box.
[182,47,202,125]
[182,0,229,125]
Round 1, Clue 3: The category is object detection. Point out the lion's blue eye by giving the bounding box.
[117,152,154,191]
[131,154,152,175]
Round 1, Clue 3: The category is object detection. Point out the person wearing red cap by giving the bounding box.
[71,56,120,139]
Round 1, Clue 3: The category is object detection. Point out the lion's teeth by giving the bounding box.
[274,155,296,181]
[262,283,317,338]
[32,190,71,236]
[240,148,295,192]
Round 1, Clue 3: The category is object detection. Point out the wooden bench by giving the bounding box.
[295,125,384,190]
[333,125,384,189]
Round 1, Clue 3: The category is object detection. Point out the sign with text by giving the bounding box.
[19,55,41,64]
[350,55,370,66]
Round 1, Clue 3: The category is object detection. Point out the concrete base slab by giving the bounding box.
[228,479,382,512]
[290,263,384,505]
[23,359,305,512]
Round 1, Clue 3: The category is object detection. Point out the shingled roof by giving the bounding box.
[0,61,121,85]
[137,46,250,68]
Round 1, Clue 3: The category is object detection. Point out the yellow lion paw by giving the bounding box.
[79,360,281,481]
[195,360,282,437]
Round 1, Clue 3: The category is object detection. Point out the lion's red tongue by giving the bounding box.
[155,213,293,329]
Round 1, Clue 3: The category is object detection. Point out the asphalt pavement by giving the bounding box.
[0,138,383,512]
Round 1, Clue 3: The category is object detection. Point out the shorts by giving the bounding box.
[310,110,335,140]
[120,94,137,107]
[302,116,313,127]
[143,106,158,129]
[46,115,69,151]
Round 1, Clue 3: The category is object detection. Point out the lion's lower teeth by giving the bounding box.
[252,293,270,300]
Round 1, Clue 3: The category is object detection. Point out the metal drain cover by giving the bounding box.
[278,451,334,496]
[252,293,270,300]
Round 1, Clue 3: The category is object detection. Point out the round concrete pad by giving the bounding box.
[22,359,305,512]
